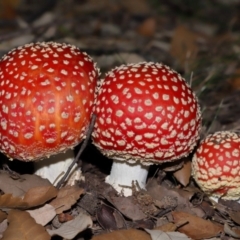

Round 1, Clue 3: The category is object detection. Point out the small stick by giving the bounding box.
[56,114,96,189]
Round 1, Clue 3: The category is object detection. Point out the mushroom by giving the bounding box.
[93,62,201,196]
[192,131,240,201]
[0,42,99,185]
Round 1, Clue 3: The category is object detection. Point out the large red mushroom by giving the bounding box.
[192,131,240,201]
[93,62,201,196]
[0,42,99,185]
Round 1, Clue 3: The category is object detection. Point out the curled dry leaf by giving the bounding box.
[0,171,52,197]
[224,222,240,238]
[49,185,84,214]
[96,203,126,230]
[27,204,56,226]
[47,211,92,239]
[228,210,240,225]
[91,229,151,240]
[173,159,192,186]
[172,211,223,239]
[2,210,51,240]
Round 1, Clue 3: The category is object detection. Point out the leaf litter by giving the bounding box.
[1,0,240,239]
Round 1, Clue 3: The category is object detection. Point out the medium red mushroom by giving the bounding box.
[93,62,201,196]
[192,131,240,201]
[0,42,99,185]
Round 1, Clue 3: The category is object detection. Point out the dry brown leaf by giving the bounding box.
[170,25,207,69]
[0,171,52,197]
[0,185,57,209]
[137,17,156,37]
[96,203,126,230]
[0,210,7,223]
[0,194,29,209]
[92,229,151,240]
[224,222,240,238]
[23,185,58,207]
[173,159,192,186]
[155,223,177,232]
[0,0,20,19]
[27,204,56,226]
[172,211,223,239]
[229,210,240,225]
[49,185,84,214]
[2,209,51,240]
[228,68,240,90]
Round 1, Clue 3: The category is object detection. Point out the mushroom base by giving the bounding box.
[106,160,149,197]
[34,149,84,186]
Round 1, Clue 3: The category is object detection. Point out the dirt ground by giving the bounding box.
[1,0,240,239]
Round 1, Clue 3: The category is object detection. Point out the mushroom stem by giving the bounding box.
[106,160,149,196]
[34,149,83,186]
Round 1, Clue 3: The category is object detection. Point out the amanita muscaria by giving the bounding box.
[0,42,99,185]
[192,131,240,201]
[92,62,201,196]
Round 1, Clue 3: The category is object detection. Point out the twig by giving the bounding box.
[56,114,96,189]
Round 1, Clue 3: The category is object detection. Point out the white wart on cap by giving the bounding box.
[93,62,201,196]
[192,131,240,201]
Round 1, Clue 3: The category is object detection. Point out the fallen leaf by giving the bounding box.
[145,229,190,240]
[173,159,192,186]
[47,211,92,239]
[0,194,29,209]
[170,25,207,69]
[0,0,20,19]
[224,222,240,238]
[49,185,84,214]
[155,223,177,232]
[228,68,240,90]
[172,211,223,239]
[229,210,240,225]
[27,204,56,226]
[96,203,126,230]
[23,185,58,207]
[0,210,7,222]
[137,17,156,37]
[2,210,51,240]
[92,229,151,240]
[0,185,58,209]
[0,170,52,197]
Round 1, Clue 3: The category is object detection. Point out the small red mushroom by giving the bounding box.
[0,42,99,184]
[93,62,201,196]
[192,131,240,201]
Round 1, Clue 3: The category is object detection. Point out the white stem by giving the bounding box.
[34,149,84,186]
[105,160,149,197]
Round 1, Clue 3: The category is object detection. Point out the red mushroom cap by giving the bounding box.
[0,42,99,161]
[93,62,201,163]
[192,131,240,200]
